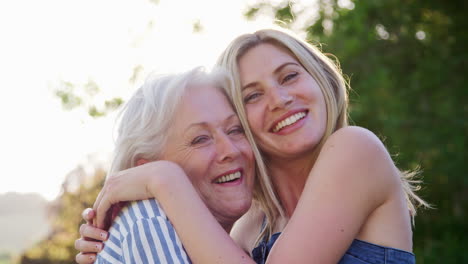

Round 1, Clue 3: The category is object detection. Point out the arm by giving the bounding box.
[93,160,254,264]
[76,161,186,263]
[266,126,401,263]
[156,127,400,263]
[94,127,398,264]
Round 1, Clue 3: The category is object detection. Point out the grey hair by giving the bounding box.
[108,66,230,176]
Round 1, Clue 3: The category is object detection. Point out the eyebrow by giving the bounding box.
[184,113,239,131]
[241,62,300,91]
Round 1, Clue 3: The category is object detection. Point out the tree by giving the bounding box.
[19,167,105,264]
[23,0,466,263]
[245,0,467,262]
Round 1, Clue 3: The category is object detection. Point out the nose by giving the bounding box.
[267,85,293,111]
[215,133,241,163]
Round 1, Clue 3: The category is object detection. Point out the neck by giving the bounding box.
[215,215,240,233]
[267,151,318,217]
[220,222,233,233]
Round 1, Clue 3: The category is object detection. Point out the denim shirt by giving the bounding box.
[251,232,415,264]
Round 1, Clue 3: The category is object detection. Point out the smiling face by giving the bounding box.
[238,43,327,162]
[161,84,255,228]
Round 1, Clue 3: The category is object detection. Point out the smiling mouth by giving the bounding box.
[215,171,242,184]
[272,111,307,133]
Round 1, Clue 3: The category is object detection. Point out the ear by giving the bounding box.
[136,158,150,166]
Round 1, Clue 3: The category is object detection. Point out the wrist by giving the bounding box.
[144,160,187,199]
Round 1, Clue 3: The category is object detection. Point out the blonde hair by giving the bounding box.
[216,28,428,245]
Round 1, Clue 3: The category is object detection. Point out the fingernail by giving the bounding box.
[96,244,102,251]
[83,208,92,219]
[100,232,108,240]
[89,255,95,260]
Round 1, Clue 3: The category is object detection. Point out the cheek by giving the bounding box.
[246,106,263,135]
[240,143,254,164]
[179,150,213,185]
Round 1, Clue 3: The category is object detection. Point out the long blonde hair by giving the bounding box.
[217,28,428,245]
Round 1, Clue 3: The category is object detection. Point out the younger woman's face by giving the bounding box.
[238,43,327,161]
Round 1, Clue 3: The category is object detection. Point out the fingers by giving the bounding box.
[75,252,97,264]
[93,188,105,226]
[82,208,95,224]
[96,176,124,229]
[95,196,113,229]
[75,238,103,253]
[79,224,108,241]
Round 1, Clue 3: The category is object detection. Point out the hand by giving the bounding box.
[93,160,186,229]
[75,208,108,264]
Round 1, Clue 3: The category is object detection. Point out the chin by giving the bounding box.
[223,197,253,220]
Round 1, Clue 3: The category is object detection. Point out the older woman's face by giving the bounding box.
[238,43,327,161]
[162,84,255,227]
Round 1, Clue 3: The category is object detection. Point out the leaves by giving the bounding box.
[24,1,467,263]
[19,167,106,264]
[248,0,467,262]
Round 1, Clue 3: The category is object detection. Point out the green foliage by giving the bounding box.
[192,19,204,33]
[54,81,82,111]
[29,1,466,263]
[0,252,12,264]
[19,168,106,264]
[274,2,295,25]
[244,7,260,20]
[248,0,467,262]
[54,79,124,118]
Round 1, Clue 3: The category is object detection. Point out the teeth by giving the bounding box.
[215,171,241,184]
[273,112,306,132]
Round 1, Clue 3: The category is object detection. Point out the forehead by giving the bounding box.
[172,84,235,130]
[238,43,298,80]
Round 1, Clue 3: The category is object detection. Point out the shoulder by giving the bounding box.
[230,202,265,252]
[325,126,386,153]
[321,126,395,171]
[313,126,400,199]
[126,199,168,220]
[105,200,190,263]
[114,199,169,233]
[118,200,190,263]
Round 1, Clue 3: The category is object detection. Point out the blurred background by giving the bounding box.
[0,0,466,263]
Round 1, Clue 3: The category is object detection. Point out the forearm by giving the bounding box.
[149,172,254,264]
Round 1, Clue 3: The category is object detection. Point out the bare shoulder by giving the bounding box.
[321,126,394,167]
[325,126,385,152]
[315,126,400,193]
[230,202,264,252]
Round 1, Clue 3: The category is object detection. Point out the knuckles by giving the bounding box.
[79,224,87,235]
[74,238,82,251]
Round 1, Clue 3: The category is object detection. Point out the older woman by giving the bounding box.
[75,67,263,263]
[78,29,427,264]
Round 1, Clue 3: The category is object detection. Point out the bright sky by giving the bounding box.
[0,0,291,200]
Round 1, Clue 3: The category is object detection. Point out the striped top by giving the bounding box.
[95,199,191,264]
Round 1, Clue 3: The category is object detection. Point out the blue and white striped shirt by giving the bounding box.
[95,199,191,264]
